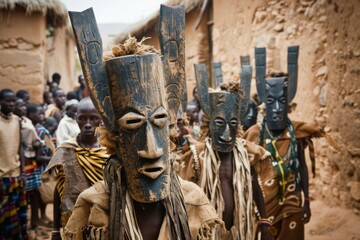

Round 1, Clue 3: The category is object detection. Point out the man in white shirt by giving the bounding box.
[56,99,80,146]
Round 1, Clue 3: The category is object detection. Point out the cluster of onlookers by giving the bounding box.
[0,73,86,239]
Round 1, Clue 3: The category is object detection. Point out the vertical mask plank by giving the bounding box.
[255,47,267,103]
[158,4,185,125]
[287,45,299,101]
[194,63,210,116]
[212,62,223,89]
[69,8,114,129]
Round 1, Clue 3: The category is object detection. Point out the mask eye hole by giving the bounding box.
[127,119,142,124]
[214,118,225,126]
[230,119,238,127]
[267,97,274,104]
[279,97,287,103]
[151,107,168,129]
[154,114,167,119]
[118,112,145,130]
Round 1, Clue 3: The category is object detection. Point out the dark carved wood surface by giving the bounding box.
[69,8,115,130]
[158,4,185,125]
[240,64,252,120]
[240,55,250,66]
[287,45,299,101]
[194,63,210,116]
[255,47,267,103]
[212,62,223,89]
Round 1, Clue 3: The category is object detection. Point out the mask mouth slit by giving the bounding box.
[145,167,163,173]
[138,165,165,180]
[218,136,232,144]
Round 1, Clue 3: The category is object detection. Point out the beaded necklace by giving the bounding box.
[259,118,301,199]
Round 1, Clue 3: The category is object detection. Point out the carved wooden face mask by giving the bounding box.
[105,54,170,203]
[209,92,240,152]
[265,77,288,131]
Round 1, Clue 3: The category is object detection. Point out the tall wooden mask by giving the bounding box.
[265,77,288,130]
[106,54,170,203]
[209,92,240,152]
[255,46,299,130]
[69,8,170,203]
[159,4,185,127]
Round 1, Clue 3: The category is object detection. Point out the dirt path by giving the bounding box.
[305,200,360,240]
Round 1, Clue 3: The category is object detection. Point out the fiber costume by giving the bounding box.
[66,5,219,239]
[44,138,109,225]
[178,65,271,239]
[179,137,271,239]
[65,172,218,240]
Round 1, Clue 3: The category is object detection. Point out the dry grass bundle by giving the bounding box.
[219,81,244,99]
[267,69,288,77]
[96,124,117,154]
[103,36,159,61]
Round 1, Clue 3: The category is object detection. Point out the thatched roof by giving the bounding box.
[0,0,68,28]
[113,0,205,45]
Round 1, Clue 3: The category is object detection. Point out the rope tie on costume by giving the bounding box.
[259,118,301,199]
[75,147,108,185]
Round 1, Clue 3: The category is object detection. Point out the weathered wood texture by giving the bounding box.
[194,63,210,116]
[240,55,250,66]
[287,46,299,101]
[240,63,252,120]
[212,62,223,88]
[255,47,266,103]
[69,8,114,130]
[255,46,299,103]
[158,4,186,125]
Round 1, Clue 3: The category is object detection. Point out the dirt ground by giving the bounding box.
[305,200,360,240]
[29,199,360,240]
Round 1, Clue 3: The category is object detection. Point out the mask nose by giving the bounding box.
[220,124,232,142]
[247,107,254,118]
[273,101,282,113]
[138,123,164,159]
